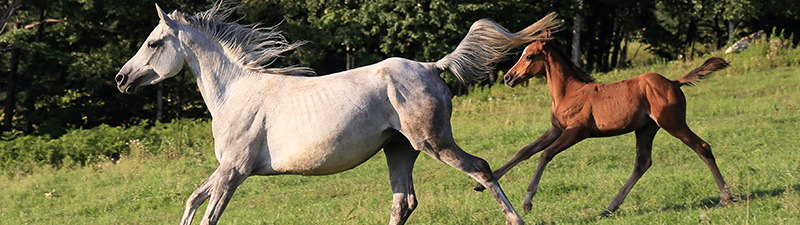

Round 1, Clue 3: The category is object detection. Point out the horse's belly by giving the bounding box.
[260,130,394,175]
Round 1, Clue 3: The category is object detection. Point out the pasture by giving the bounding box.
[1,55,799,224]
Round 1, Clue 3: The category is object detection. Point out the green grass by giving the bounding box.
[2,54,799,224]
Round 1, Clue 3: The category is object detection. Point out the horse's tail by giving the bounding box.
[435,13,560,86]
[676,57,729,87]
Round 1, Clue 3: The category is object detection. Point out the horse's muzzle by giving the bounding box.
[115,73,135,93]
[115,74,127,86]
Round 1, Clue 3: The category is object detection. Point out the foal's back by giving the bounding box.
[558,72,686,137]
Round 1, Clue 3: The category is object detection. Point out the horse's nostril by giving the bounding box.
[115,74,126,84]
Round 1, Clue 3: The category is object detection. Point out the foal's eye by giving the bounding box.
[147,40,164,48]
[526,55,535,60]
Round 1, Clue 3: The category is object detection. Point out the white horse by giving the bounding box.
[115,3,558,225]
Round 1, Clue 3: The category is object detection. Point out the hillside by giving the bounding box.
[1,53,799,224]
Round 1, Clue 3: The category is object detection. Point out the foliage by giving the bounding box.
[0,119,212,177]
[1,0,799,138]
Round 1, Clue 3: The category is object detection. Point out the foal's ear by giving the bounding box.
[155,3,176,27]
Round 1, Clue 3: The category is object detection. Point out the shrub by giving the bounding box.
[0,119,213,177]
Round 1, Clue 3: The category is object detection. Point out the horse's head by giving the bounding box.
[115,4,186,93]
[504,39,549,87]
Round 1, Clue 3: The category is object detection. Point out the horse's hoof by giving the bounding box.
[473,183,486,192]
[598,210,612,218]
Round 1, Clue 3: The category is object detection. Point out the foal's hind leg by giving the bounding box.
[474,127,561,191]
[383,140,421,225]
[600,122,659,217]
[660,123,733,205]
[654,103,734,205]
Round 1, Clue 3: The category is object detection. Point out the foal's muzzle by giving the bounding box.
[503,73,518,88]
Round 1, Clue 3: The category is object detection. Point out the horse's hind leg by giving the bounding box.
[420,138,524,225]
[401,119,523,224]
[475,127,561,191]
[600,122,659,217]
[383,139,421,225]
[657,116,733,205]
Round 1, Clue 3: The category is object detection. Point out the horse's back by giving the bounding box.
[250,58,448,175]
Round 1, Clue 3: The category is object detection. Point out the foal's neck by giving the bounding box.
[544,50,587,102]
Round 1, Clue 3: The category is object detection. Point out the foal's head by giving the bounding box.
[503,40,549,87]
[115,4,186,93]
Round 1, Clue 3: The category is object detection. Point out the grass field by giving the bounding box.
[1,55,799,224]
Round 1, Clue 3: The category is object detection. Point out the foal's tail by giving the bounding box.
[435,13,561,85]
[676,57,730,87]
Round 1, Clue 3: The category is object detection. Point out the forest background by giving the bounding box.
[1,0,798,138]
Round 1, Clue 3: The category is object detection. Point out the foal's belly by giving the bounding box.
[590,109,651,137]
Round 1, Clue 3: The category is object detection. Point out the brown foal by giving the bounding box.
[476,38,734,216]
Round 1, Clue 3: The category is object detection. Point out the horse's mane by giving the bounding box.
[169,2,314,76]
[545,41,594,83]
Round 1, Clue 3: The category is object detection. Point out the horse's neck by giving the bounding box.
[180,31,263,116]
[544,51,585,103]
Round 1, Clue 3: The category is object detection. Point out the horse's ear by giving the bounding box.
[155,3,176,27]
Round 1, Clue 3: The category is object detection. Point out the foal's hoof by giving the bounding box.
[718,192,734,206]
[473,183,486,192]
[522,202,532,215]
[718,197,733,206]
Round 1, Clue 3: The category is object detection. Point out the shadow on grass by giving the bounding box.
[658,183,800,213]
[568,183,800,223]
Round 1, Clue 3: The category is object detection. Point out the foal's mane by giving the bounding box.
[545,41,594,83]
[169,3,314,76]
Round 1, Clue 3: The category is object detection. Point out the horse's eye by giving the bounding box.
[526,55,534,60]
[148,40,164,48]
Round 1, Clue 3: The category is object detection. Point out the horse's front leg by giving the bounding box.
[474,127,561,191]
[197,164,250,225]
[186,134,258,225]
[181,179,212,225]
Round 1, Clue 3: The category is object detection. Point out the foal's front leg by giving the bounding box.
[600,122,659,217]
[522,128,587,214]
[474,127,561,191]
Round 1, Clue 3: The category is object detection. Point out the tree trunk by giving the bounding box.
[617,39,628,69]
[571,0,582,67]
[3,46,20,132]
[727,19,737,44]
[685,19,698,60]
[156,83,164,123]
[609,12,623,69]
[346,44,353,70]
